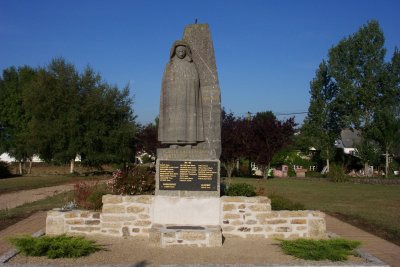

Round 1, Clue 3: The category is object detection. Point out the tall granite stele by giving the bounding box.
[152,24,222,247]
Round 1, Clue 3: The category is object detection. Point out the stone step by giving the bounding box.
[149,224,222,247]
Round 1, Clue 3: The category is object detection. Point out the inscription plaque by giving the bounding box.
[159,160,218,191]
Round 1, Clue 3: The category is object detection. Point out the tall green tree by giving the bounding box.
[302,61,340,173]
[0,66,36,174]
[329,20,386,129]
[79,67,137,167]
[24,58,81,172]
[305,20,399,174]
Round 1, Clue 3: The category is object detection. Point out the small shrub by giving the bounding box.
[280,238,361,261]
[86,189,107,210]
[107,165,155,195]
[329,164,349,182]
[269,194,305,210]
[225,183,256,197]
[0,161,12,178]
[74,182,110,210]
[8,235,102,259]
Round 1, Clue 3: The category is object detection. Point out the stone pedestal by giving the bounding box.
[154,147,222,246]
[149,225,222,248]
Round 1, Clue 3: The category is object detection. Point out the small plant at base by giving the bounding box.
[73,181,110,210]
[280,238,361,261]
[225,183,256,197]
[107,165,155,195]
[8,235,102,259]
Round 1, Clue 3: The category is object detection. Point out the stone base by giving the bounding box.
[149,224,222,247]
[153,196,220,225]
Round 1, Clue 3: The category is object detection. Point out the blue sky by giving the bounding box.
[1,0,399,125]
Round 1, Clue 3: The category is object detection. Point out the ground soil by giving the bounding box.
[0,173,399,266]
[9,235,367,266]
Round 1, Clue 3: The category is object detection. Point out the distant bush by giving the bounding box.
[269,194,305,210]
[280,238,361,261]
[0,161,12,178]
[225,183,256,197]
[107,165,155,195]
[9,235,101,259]
[329,164,349,183]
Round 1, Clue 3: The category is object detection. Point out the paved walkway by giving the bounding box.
[0,185,75,210]
[0,211,399,266]
[0,211,46,255]
[325,214,400,267]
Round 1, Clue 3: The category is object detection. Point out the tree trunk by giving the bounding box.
[223,160,235,178]
[19,161,23,175]
[28,158,32,174]
[364,162,369,177]
[326,158,330,173]
[385,149,389,178]
[70,158,75,174]
[263,165,268,179]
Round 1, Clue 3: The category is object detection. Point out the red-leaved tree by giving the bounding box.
[250,111,296,178]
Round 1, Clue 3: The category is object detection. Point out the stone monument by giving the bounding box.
[45,24,327,248]
[152,23,223,246]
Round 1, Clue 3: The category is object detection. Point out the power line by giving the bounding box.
[275,111,308,116]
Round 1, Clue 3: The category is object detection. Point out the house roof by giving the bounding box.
[340,129,361,148]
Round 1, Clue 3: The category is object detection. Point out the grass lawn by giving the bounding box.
[0,175,108,195]
[230,177,400,245]
[0,191,73,231]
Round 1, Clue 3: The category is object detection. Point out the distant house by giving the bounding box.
[335,129,361,156]
[0,153,15,163]
[0,153,81,163]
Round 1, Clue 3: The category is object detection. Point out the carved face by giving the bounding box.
[175,46,186,59]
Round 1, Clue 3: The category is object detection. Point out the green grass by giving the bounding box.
[0,175,107,195]
[0,191,74,231]
[269,194,305,210]
[231,177,400,245]
[280,238,361,261]
[8,234,102,258]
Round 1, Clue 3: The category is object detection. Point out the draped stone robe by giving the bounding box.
[158,54,204,145]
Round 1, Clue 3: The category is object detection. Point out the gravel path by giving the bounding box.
[8,236,367,266]
[0,184,74,210]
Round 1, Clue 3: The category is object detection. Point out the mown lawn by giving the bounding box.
[0,175,108,195]
[231,177,400,245]
[0,191,73,231]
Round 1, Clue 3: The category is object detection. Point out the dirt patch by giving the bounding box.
[9,235,367,266]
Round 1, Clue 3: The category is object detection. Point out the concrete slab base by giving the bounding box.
[149,224,222,247]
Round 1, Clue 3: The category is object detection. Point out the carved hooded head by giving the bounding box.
[169,40,193,62]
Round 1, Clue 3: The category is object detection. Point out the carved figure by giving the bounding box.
[158,40,204,145]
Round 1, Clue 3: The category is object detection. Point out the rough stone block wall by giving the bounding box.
[46,195,326,240]
[46,210,101,235]
[46,194,153,237]
[220,196,325,238]
[100,195,153,237]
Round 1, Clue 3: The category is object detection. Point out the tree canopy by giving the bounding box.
[0,58,137,173]
[302,20,400,175]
